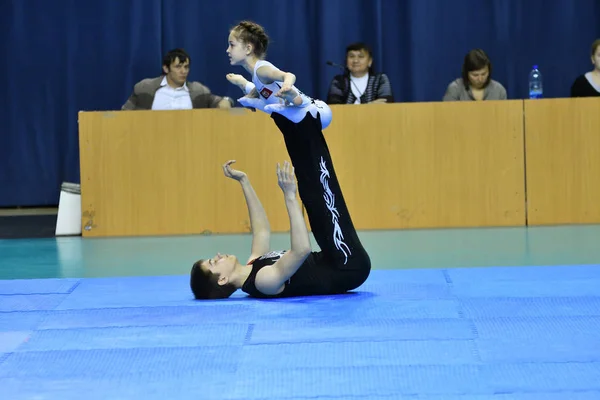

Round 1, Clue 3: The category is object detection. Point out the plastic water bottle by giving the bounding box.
[528,65,543,99]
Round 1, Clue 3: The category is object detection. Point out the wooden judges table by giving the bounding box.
[78,98,600,237]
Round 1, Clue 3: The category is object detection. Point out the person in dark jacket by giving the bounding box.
[326,42,394,105]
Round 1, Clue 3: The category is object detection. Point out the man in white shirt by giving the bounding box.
[122,48,233,110]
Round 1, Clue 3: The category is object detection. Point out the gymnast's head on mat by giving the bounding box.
[190,254,242,299]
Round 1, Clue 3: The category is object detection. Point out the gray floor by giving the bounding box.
[1,225,599,280]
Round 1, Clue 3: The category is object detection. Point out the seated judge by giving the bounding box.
[443,49,507,101]
[122,48,232,110]
[326,42,394,104]
[570,39,600,97]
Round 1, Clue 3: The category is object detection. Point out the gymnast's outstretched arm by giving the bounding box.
[226,73,258,98]
[222,160,271,264]
[254,161,312,295]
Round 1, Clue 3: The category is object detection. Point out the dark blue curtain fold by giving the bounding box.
[1,0,599,207]
[0,0,162,207]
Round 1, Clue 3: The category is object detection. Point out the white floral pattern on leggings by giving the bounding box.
[319,156,351,264]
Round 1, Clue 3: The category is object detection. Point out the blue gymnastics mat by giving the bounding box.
[1,265,600,399]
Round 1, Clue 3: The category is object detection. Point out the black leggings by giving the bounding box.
[271,113,371,289]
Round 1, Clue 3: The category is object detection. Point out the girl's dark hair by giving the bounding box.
[461,49,492,88]
[231,21,270,59]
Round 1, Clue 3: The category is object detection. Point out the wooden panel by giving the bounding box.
[524,98,600,225]
[79,108,293,237]
[322,101,526,229]
[79,100,527,237]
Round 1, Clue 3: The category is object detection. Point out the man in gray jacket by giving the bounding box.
[122,48,233,110]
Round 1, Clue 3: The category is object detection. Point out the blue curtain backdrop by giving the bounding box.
[1,0,599,207]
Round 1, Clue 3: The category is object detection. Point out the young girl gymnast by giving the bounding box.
[224,20,332,129]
